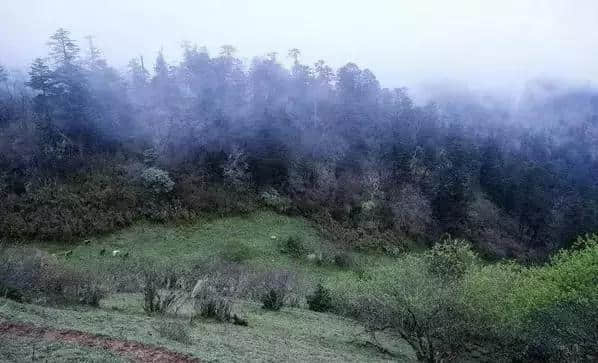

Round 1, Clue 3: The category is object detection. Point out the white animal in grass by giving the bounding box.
[112,250,121,257]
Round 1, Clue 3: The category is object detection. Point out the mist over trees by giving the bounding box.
[1,28,598,259]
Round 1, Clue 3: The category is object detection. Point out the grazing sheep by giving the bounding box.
[112,250,121,257]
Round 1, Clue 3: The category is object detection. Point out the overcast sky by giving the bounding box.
[2,0,598,91]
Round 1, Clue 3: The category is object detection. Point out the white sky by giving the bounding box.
[2,0,598,91]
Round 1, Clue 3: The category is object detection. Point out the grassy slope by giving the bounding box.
[1,295,413,362]
[38,211,327,267]
[11,211,415,362]
[35,210,397,283]
[0,334,124,362]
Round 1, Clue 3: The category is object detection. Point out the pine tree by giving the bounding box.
[48,28,80,66]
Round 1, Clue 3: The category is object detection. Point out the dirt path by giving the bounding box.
[0,321,200,362]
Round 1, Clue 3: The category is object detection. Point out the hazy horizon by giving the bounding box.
[2,0,598,94]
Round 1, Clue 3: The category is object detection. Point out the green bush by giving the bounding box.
[259,188,292,213]
[333,252,355,269]
[141,167,175,194]
[280,236,309,258]
[334,254,471,362]
[426,238,478,279]
[191,278,234,322]
[306,283,333,312]
[460,235,598,360]
[219,241,256,263]
[522,301,598,361]
[194,296,233,321]
[259,271,296,311]
[261,288,285,311]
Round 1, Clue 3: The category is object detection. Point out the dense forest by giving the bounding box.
[2,27,598,362]
[2,28,598,260]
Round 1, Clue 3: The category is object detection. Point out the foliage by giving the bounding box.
[140,167,175,194]
[459,237,598,360]
[2,28,598,257]
[279,235,309,258]
[259,270,296,311]
[0,246,106,306]
[261,288,285,311]
[191,278,234,322]
[326,238,598,362]
[139,261,183,315]
[426,238,478,279]
[260,188,292,213]
[0,166,193,240]
[306,283,333,312]
[333,251,355,269]
[142,147,159,165]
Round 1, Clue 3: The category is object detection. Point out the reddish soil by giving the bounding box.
[0,321,200,362]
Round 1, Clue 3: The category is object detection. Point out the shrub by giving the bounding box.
[333,252,355,269]
[191,278,234,322]
[259,188,292,213]
[188,265,253,325]
[306,283,333,312]
[142,270,164,314]
[194,297,233,321]
[386,255,471,362]
[258,270,297,310]
[524,301,598,361]
[334,254,473,362]
[459,235,598,361]
[0,246,107,306]
[232,314,249,326]
[389,184,433,238]
[142,147,159,166]
[261,288,285,311]
[223,146,251,191]
[280,236,309,258]
[68,272,106,306]
[141,167,175,194]
[139,263,183,315]
[426,237,478,279]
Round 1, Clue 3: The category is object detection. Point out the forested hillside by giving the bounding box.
[2,28,598,259]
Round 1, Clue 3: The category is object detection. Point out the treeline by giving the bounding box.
[1,28,598,258]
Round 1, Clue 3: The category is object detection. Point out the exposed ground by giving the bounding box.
[0,321,198,362]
